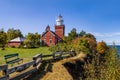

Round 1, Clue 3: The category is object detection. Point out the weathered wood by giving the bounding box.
[35,59,42,66]
[0,64,8,71]
[42,54,53,57]
[53,51,62,55]
[53,51,62,59]
[53,55,62,59]
[62,52,69,55]
[33,54,42,60]
[0,64,9,80]
[10,67,37,80]
[62,51,76,56]
[8,60,35,74]
[33,54,42,67]
[0,76,9,80]
[69,51,76,56]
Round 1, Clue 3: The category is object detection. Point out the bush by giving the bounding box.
[82,45,120,80]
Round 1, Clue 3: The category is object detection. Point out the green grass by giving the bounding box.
[0,47,52,65]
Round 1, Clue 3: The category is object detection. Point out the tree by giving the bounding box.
[34,33,41,47]
[7,28,23,41]
[84,33,96,40]
[96,41,109,54]
[0,29,7,50]
[68,28,77,41]
[24,32,40,48]
[84,33,97,52]
[79,30,86,37]
[62,36,70,43]
[72,37,91,54]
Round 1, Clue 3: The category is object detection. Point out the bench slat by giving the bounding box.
[6,58,23,64]
[4,53,23,66]
[4,53,18,59]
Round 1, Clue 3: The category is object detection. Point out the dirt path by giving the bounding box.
[22,53,86,80]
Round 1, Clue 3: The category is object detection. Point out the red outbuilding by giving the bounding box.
[8,37,25,48]
[41,15,65,46]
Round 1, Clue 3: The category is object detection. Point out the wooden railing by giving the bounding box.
[0,51,76,80]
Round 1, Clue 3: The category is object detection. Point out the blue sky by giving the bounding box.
[0,0,120,45]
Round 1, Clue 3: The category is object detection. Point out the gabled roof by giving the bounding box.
[42,30,61,39]
[42,30,55,37]
[50,31,61,39]
[9,37,25,42]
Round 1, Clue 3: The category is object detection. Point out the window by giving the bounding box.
[50,34,52,39]
[50,39,52,45]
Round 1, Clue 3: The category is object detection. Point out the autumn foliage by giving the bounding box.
[96,41,109,54]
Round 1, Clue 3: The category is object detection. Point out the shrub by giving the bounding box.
[96,41,109,54]
[82,45,120,80]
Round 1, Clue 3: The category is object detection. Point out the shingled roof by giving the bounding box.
[9,37,25,42]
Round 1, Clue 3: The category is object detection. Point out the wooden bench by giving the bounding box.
[4,53,23,66]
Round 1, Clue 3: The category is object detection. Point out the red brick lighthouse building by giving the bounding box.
[41,15,65,46]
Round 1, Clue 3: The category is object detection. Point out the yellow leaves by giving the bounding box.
[72,37,97,54]
[96,41,108,54]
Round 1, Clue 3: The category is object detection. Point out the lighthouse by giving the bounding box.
[56,15,64,25]
[41,15,65,46]
[55,15,65,38]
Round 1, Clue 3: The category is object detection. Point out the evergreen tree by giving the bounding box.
[79,30,86,37]
[68,28,77,41]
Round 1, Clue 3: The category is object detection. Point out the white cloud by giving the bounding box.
[90,32,120,45]
[91,32,120,37]
[92,32,104,37]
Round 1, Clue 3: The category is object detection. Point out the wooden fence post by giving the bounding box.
[33,54,42,68]
[0,64,9,80]
[0,52,75,80]
[70,51,76,56]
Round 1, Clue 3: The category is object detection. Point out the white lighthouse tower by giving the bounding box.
[56,15,64,26]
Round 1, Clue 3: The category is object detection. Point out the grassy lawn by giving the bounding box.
[0,47,52,65]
